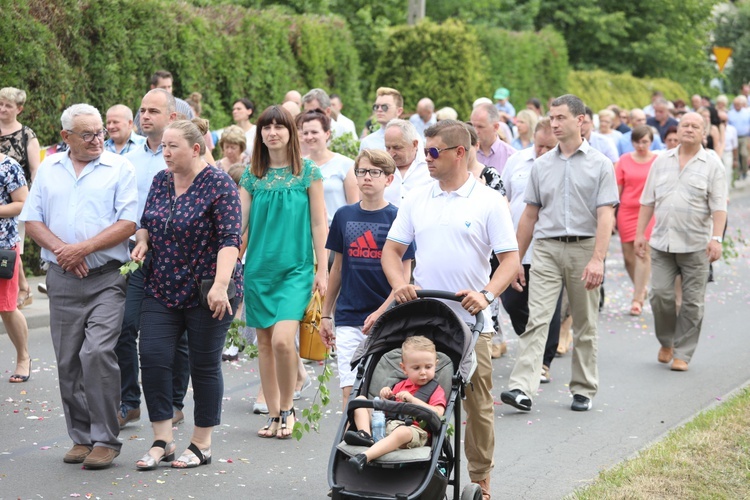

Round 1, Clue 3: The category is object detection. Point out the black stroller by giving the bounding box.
[328,291,485,500]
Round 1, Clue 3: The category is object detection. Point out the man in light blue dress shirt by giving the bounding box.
[104,104,145,155]
[117,89,190,429]
[20,103,138,470]
[618,109,665,156]
[728,95,750,179]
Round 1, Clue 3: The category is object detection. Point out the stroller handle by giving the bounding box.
[413,289,485,333]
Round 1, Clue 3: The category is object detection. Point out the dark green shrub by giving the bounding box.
[476,26,569,107]
[373,19,489,120]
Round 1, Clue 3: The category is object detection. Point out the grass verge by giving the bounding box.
[572,386,750,499]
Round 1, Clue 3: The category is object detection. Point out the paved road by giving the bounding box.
[1,184,749,500]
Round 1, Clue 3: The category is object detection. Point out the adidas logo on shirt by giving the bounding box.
[348,230,382,259]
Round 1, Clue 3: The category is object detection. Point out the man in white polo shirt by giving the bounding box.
[382,120,520,500]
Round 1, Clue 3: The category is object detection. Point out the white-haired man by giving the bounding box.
[21,104,138,470]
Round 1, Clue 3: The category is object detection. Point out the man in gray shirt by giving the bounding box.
[501,94,618,413]
[635,112,727,371]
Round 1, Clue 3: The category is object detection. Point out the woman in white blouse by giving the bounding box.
[296,110,358,226]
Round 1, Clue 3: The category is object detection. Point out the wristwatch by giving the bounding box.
[480,290,495,304]
[711,236,723,243]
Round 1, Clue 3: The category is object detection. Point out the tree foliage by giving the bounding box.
[426,0,540,31]
[714,2,750,93]
[534,0,719,90]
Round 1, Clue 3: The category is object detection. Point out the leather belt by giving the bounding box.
[547,236,593,243]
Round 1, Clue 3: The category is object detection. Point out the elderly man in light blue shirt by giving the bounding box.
[728,95,750,179]
[20,103,138,470]
[104,104,145,155]
[408,97,437,139]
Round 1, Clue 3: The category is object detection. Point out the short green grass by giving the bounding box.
[572,387,750,500]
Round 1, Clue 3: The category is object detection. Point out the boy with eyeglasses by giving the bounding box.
[319,149,414,410]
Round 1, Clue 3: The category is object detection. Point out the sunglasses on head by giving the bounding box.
[424,145,459,159]
[372,104,390,112]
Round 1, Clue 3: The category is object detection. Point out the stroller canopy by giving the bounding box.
[351,298,475,382]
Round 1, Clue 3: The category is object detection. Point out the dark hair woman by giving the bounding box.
[240,105,328,439]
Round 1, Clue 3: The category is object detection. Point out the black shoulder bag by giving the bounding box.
[167,174,236,309]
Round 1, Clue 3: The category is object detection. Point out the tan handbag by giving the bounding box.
[299,291,328,361]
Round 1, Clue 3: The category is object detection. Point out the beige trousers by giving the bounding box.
[508,238,600,400]
[464,332,494,482]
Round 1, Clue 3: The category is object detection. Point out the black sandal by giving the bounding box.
[136,439,176,470]
[171,442,211,468]
[344,429,375,447]
[277,408,295,439]
[258,416,279,438]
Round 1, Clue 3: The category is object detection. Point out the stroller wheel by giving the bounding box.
[460,483,483,500]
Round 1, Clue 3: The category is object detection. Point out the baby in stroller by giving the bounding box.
[345,336,446,472]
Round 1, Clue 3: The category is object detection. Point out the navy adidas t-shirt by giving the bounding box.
[326,202,415,326]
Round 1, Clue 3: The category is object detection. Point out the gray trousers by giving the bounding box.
[47,262,127,451]
[650,248,709,363]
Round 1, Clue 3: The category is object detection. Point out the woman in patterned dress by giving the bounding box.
[239,105,328,439]
[0,87,41,309]
[0,153,30,382]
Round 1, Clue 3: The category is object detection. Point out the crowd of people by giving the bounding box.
[0,71,737,498]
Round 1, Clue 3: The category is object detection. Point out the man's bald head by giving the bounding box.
[106,104,135,144]
[282,100,300,117]
[630,108,647,126]
[284,90,302,106]
[416,98,435,121]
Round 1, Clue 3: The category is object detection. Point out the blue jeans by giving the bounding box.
[115,248,190,411]
[139,296,237,427]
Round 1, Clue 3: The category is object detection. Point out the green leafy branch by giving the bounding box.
[293,353,333,440]
[119,260,143,276]
[225,318,258,359]
[722,229,745,264]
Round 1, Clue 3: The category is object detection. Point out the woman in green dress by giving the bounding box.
[239,105,328,439]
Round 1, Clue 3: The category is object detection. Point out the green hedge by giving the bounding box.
[373,20,569,120]
[1,0,364,146]
[567,70,689,112]
[476,25,569,108]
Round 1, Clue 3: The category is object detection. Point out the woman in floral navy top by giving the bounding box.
[132,119,242,470]
[0,153,30,383]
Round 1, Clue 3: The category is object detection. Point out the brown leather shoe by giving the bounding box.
[117,407,141,429]
[63,444,92,464]
[671,358,689,371]
[490,342,507,359]
[82,446,119,470]
[657,346,674,364]
[473,476,491,500]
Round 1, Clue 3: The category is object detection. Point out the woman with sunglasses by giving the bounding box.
[239,105,327,439]
[132,118,242,469]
